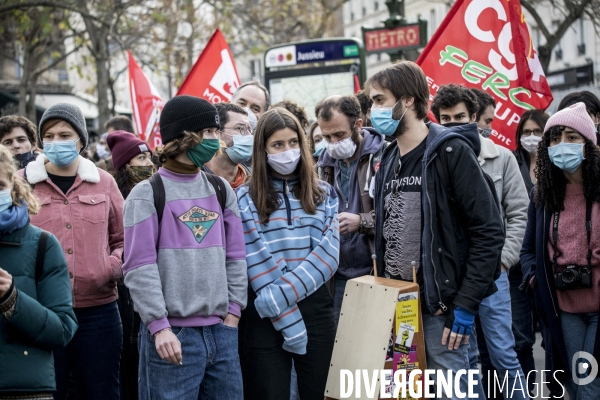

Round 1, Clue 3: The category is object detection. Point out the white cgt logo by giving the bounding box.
[209,49,240,101]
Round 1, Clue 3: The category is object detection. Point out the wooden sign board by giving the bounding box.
[325,276,426,400]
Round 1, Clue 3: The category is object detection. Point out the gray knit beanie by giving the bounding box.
[38,103,89,150]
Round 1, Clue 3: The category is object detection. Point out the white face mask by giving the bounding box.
[266,148,301,175]
[326,136,357,160]
[520,135,542,154]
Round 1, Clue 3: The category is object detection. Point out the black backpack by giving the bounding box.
[147,172,227,224]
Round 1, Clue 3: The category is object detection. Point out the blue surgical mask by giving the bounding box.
[313,140,326,157]
[225,135,253,164]
[370,101,406,136]
[43,139,80,167]
[0,189,12,213]
[548,142,585,173]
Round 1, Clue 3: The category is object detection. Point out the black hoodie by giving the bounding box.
[375,122,504,323]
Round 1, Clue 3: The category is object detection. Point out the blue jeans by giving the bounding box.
[54,301,122,400]
[139,322,243,400]
[561,311,600,400]
[477,272,529,400]
[423,313,485,400]
[333,277,347,326]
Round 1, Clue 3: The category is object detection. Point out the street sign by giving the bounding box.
[265,39,362,68]
[362,21,427,54]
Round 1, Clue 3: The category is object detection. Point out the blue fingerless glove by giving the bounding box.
[452,306,475,335]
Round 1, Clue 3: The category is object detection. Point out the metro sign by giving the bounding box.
[363,21,427,54]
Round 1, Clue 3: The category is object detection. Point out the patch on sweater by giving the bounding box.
[178,206,219,243]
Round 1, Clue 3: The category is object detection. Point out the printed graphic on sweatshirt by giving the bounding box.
[383,191,421,280]
[178,206,220,243]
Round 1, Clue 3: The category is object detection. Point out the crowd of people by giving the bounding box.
[0,60,599,400]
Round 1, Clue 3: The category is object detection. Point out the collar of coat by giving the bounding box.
[478,134,499,166]
[25,154,100,184]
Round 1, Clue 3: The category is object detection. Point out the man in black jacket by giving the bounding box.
[366,61,504,398]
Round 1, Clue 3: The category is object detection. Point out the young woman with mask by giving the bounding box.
[0,144,77,400]
[307,121,325,163]
[123,96,247,399]
[521,103,600,399]
[558,91,600,144]
[515,110,550,195]
[236,107,340,400]
[107,130,155,199]
[19,103,125,400]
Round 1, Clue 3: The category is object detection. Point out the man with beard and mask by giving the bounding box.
[203,103,252,189]
[367,62,504,399]
[431,83,530,400]
[0,115,39,169]
[315,95,385,325]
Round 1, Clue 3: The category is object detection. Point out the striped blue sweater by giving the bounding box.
[237,177,340,354]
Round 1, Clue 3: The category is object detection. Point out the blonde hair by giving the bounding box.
[155,130,202,163]
[0,144,40,214]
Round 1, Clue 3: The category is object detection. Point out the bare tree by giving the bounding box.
[209,0,346,55]
[521,0,600,71]
[0,7,83,122]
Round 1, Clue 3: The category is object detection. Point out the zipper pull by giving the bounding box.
[346,201,349,208]
[439,302,448,312]
[284,180,289,194]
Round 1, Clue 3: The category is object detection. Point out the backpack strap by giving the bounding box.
[35,231,49,282]
[205,172,227,212]
[148,173,165,224]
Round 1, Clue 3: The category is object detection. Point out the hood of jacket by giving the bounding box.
[24,154,100,185]
[477,134,500,166]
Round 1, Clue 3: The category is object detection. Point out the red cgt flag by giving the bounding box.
[177,29,240,103]
[416,0,553,150]
[128,51,164,149]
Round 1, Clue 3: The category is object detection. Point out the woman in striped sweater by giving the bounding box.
[237,108,340,400]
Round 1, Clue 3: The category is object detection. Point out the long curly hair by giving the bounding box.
[534,125,600,212]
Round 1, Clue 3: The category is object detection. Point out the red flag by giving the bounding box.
[177,29,240,102]
[416,0,553,150]
[128,51,164,148]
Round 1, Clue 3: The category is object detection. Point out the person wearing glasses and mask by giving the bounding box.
[203,103,253,189]
[19,103,125,400]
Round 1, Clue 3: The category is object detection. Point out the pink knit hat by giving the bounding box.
[544,102,597,144]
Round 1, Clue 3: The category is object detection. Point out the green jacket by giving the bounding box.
[0,223,78,394]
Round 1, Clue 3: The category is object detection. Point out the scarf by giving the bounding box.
[0,203,29,235]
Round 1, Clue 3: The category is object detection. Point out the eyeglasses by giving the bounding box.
[221,126,252,136]
[521,129,544,137]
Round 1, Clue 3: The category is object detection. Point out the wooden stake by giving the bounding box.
[412,261,417,284]
[372,254,378,277]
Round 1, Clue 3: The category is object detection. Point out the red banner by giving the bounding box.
[128,51,164,148]
[416,0,553,150]
[177,29,240,103]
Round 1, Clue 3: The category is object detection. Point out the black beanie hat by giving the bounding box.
[159,96,220,144]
